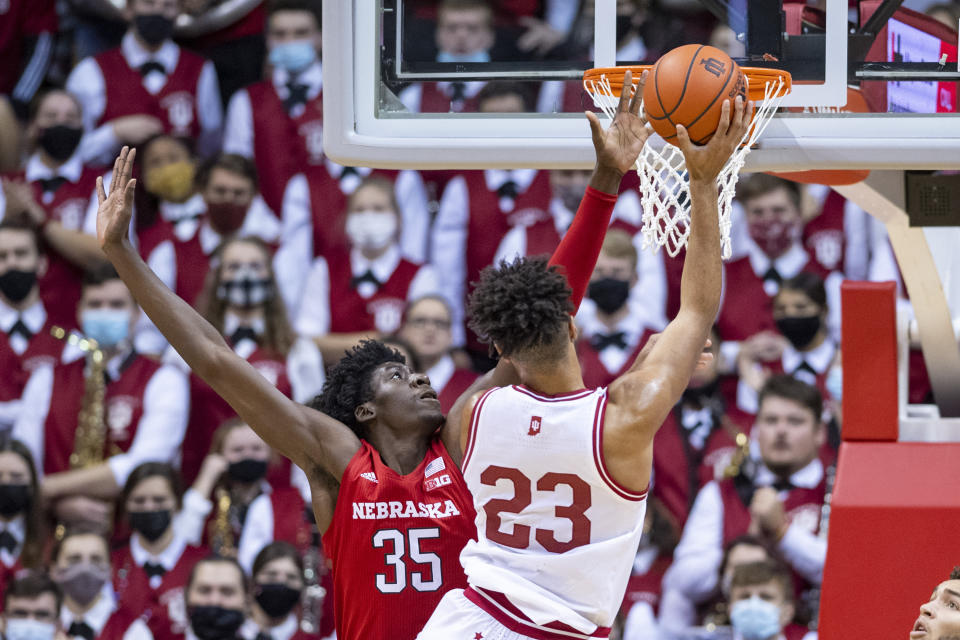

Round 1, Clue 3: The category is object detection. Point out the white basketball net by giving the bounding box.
[585,74,789,259]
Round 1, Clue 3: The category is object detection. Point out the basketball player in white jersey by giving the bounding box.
[417,74,753,639]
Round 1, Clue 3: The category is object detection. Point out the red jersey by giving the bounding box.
[320,436,476,640]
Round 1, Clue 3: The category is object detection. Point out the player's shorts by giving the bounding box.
[417,588,611,640]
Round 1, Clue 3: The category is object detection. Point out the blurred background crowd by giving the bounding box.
[0,0,956,639]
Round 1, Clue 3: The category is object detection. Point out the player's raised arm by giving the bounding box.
[95,148,360,482]
[610,97,752,430]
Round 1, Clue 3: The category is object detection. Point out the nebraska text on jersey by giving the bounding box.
[352,499,462,520]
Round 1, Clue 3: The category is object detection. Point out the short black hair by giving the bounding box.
[758,375,823,423]
[196,153,259,192]
[309,340,406,440]
[252,541,304,580]
[778,271,827,309]
[121,462,184,512]
[950,566,960,581]
[468,256,572,360]
[268,0,321,27]
[0,218,43,255]
[186,555,248,599]
[730,559,793,603]
[476,81,535,112]
[4,570,62,612]
[82,262,121,288]
[736,173,801,211]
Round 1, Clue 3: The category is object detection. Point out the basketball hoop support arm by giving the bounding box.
[834,173,960,418]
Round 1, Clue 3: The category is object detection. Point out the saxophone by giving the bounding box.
[51,327,107,469]
[723,432,751,479]
[210,488,236,558]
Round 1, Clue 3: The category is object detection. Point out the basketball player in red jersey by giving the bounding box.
[418,84,753,639]
[92,79,649,638]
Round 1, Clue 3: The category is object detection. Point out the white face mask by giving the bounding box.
[5,619,57,640]
[346,210,398,251]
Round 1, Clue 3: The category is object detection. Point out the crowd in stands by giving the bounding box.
[0,0,951,639]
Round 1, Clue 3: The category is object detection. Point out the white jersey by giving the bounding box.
[459,384,648,637]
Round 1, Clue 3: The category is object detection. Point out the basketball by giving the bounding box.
[642,44,748,145]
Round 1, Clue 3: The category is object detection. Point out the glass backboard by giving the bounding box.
[322,0,960,171]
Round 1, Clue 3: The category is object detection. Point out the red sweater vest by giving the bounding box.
[43,355,162,475]
[200,486,310,554]
[437,368,479,414]
[99,607,141,640]
[141,224,211,308]
[575,327,656,390]
[304,166,401,259]
[802,189,845,274]
[0,319,62,403]
[325,249,421,334]
[717,475,826,545]
[0,558,25,612]
[0,0,57,94]
[620,554,671,617]
[462,170,553,350]
[716,255,830,342]
[3,167,100,329]
[112,544,209,640]
[94,48,206,139]
[417,83,480,113]
[245,81,324,214]
[181,346,292,487]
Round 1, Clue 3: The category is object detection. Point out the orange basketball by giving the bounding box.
[642,44,747,145]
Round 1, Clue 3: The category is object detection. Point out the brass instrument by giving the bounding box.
[210,488,237,558]
[723,432,751,479]
[51,327,107,469]
[300,516,327,634]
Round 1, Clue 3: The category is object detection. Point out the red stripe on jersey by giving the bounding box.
[592,394,648,501]
[465,586,611,640]
[511,385,595,402]
[461,387,497,474]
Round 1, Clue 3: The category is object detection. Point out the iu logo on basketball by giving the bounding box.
[700,57,726,77]
[528,416,542,436]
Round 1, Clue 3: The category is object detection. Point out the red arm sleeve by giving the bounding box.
[548,186,619,313]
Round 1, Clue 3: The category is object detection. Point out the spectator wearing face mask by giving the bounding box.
[0,90,107,330]
[0,440,45,601]
[0,222,65,430]
[398,0,494,113]
[574,229,658,389]
[133,135,203,256]
[223,0,323,216]
[145,154,281,309]
[0,0,57,123]
[397,295,478,413]
[274,163,431,310]
[184,420,310,571]
[112,463,209,640]
[737,273,837,416]
[3,571,68,640]
[171,236,323,488]
[13,264,188,530]
[183,557,248,640]
[714,175,839,378]
[53,528,153,640]
[294,177,440,365]
[727,561,815,640]
[65,0,223,166]
[242,542,313,640]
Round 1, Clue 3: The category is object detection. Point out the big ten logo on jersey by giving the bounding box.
[481,465,592,553]
[107,396,138,444]
[528,415,542,436]
[368,297,405,334]
[423,456,451,492]
[298,121,324,165]
[51,198,86,230]
[786,503,821,535]
[253,360,283,387]
[161,92,195,136]
[700,57,726,78]
[506,207,549,228]
[807,230,843,271]
[160,587,189,633]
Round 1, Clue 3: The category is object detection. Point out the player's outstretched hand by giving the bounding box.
[96,146,137,251]
[675,96,752,183]
[586,69,653,177]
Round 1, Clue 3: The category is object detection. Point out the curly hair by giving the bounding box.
[951,566,960,581]
[308,340,406,440]
[467,256,572,361]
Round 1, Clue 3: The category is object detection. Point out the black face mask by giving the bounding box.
[587,277,631,315]
[37,125,83,162]
[0,269,37,304]
[189,606,245,640]
[129,509,172,542]
[227,459,268,483]
[776,315,822,349]
[134,14,175,46]
[0,484,32,517]
[254,583,301,619]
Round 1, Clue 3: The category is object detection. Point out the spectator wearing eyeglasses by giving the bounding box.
[398,295,478,413]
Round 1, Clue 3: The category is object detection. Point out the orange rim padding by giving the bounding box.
[582,65,793,101]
